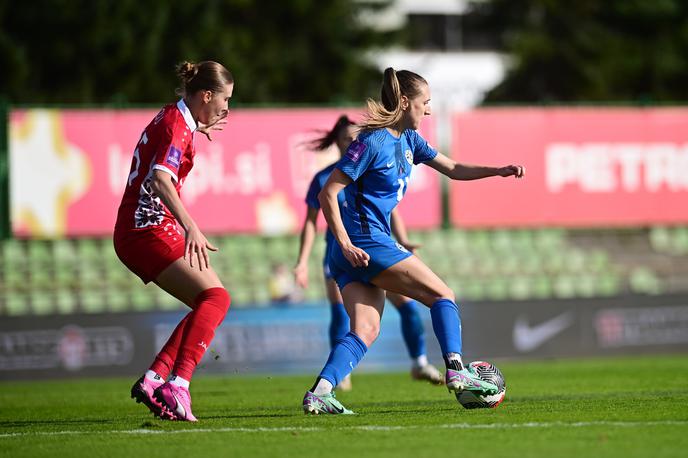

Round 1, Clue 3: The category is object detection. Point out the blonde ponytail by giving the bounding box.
[359,68,428,131]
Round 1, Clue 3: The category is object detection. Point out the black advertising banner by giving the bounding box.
[1,295,687,380]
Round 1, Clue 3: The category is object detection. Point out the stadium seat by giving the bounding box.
[5,293,30,316]
[31,291,55,315]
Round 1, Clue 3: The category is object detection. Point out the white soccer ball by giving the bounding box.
[456,361,506,409]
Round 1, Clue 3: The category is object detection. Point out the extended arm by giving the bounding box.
[426,152,525,180]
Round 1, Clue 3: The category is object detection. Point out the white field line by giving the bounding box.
[1,420,688,438]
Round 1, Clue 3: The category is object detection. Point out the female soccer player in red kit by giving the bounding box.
[114,61,233,422]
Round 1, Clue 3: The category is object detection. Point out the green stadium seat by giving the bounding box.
[576,274,598,298]
[484,278,510,301]
[131,287,155,312]
[461,281,485,301]
[55,290,78,314]
[105,287,130,313]
[672,227,688,255]
[31,291,55,315]
[597,273,621,296]
[553,275,577,299]
[509,276,532,300]
[531,275,552,299]
[649,227,672,253]
[80,290,107,313]
[5,293,30,316]
[53,239,76,264]
[629,267,662,295]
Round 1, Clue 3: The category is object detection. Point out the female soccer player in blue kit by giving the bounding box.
[294,115,442,392]
[302,68,525,414]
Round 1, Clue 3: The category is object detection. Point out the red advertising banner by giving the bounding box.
[10,108,439,237]
[450,108,688,227]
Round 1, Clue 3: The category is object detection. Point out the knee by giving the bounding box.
[194,287,231,315]
[353,320,380,347]
[421,287,455,307]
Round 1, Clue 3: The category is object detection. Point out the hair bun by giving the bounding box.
[176,61,198,83]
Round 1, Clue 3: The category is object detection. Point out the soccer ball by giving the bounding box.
[456,361,506,409]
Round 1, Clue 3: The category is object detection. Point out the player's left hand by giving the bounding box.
[400,241,422,254]
[497,164,525,178]
[197,111,228,141]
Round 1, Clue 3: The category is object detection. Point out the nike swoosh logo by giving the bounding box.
[172,392,186,418]
[513,312,574,352]
[386,161,394,168]
[332,404,344,414]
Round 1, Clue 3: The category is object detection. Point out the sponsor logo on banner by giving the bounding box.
[0,325,134,371]
[546,143,688,193]
[513,312,574,352]
[451,108,688,227]
[594,305,688,347]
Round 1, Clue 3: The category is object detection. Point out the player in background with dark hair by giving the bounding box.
[303,68,525,414]
[294,115,442,391]
[114,60,233,422]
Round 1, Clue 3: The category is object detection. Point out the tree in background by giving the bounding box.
[472,0,688,103]
[0,0,395,105]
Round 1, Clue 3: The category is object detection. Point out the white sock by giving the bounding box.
[169,375,190,389]
[447,352,463,370]
[412,355,429,369]
[145,370,163,382]
[313,378,334,396]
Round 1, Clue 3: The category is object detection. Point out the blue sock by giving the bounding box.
[318,332,368,387]
[430,298,462,356]
[328,302,350,349]
[397,300,426,359]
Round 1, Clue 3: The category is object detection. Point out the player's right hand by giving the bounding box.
[184,224,217,271]
[293,263,309,289]
[342,243,370,268]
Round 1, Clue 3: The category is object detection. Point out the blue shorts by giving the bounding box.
[327,233,413,290]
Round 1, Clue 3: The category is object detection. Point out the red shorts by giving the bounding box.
[113,222,185,284]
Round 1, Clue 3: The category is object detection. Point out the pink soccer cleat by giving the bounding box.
[153,382,198,422]
[131,376,176,420]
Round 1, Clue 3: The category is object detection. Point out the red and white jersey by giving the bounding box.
[115,99,197,231]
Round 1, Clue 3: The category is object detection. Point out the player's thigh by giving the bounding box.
[340,282,386,346]
[371,255,454,307]
[325,277,343,304]
[154,257,224,307]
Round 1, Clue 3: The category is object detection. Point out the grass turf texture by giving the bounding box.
[1,354,687,458]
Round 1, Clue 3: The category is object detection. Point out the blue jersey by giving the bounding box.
[336,128,438,238]
[305,162,347,247]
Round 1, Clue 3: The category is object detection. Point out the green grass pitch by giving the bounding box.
[1,355,687,458]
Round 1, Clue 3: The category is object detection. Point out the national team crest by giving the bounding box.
[405,149,413,165]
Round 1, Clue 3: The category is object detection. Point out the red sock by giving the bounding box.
[149,313,191,379]
[173,287,231,380]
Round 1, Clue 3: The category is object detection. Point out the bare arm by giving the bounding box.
[293,206,319,289]
[390,208,421,253]
[318,168,370,268]
[150,169,217,269]
[426,152,525,180]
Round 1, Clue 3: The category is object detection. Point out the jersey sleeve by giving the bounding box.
[305,174,322,209]
[151,118,185,182]
[411,130,438,164]
[337,138,378,182]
